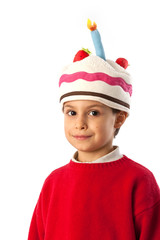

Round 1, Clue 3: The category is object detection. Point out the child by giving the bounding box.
[28,20,160,240]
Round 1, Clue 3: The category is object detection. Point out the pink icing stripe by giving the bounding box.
[59,71,132,96]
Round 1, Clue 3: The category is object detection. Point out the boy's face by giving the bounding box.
[63,100,120,162]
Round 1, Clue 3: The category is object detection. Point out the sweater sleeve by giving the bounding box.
[135,200,160,239]
[133,170,160,240]
[28,194,45,240]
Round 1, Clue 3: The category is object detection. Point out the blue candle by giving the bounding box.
[87,19,106,61]
[91,29,106,61]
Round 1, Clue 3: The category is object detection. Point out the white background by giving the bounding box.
[0,0,160,239]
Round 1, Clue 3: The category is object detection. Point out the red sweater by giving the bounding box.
[28,155,160,240]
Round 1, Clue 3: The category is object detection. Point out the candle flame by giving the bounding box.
[87,19,97,31]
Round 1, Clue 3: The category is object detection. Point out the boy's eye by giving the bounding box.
[89,111,99,116]
[68,111,76,116]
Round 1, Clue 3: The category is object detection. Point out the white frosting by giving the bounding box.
[61,55,132,85]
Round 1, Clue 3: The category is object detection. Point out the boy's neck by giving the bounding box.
[76,145,116,163]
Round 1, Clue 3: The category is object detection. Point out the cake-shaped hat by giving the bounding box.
[59,20,132,114]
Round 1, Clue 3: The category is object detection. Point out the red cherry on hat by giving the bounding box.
[116,58,129,69]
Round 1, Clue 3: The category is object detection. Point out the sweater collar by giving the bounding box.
[71,146,123,164]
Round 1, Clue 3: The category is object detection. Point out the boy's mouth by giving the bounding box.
[73,135,92,140]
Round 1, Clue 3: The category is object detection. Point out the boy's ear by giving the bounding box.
[114,111,128,129]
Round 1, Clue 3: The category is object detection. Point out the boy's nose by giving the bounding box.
[75,116,87,130]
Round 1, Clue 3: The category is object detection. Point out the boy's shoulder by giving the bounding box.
[41,162,70,190]
[124,155,153,175]
[123,155,159,193]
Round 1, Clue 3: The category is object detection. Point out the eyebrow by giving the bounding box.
[63,104,75,109]
[87,104,105,109]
